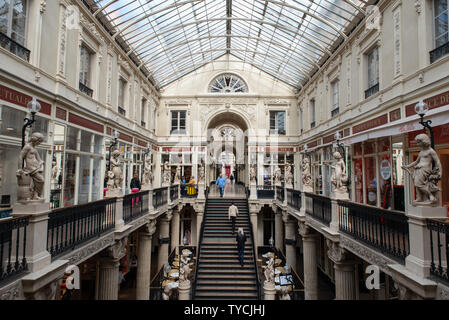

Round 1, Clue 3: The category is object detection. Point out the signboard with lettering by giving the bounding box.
[352,114,388,134]
[0,84,51,115]
[408,123,449,147]
[405,90,449,117]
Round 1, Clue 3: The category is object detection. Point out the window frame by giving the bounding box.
[367,47,379,90]
[269,110,286,136]
[310,99,316,128]
[433,0,449,48]
[0,0,29,46]
[331,80,339,116]
[170,110,187,135]
[79,44,93,88]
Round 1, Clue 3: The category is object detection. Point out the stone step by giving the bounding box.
[195,286,258,292]
[198,265,256,271]
[194,292,258,299]
[196,280,257,286]
[196,274,256,280]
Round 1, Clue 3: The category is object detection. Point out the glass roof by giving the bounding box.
[89,0,369,88]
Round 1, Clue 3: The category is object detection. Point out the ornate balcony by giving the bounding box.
[430,41,449,64]
[0,32,30,62]
[365,83,379,99]
[79,82,93,97]
[118,106,126,116]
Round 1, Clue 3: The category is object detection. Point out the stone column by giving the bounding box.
[327,239,356,300]
[171,209,180,254]
[250,212,258,250]
[275,210,284,251]
[264,281,276,300]
[157,212,173,271]
[284,215,297,271]
[136,221,157,300]
[299,222,318,300]
[196,211,204,247]
[97,237,128,300]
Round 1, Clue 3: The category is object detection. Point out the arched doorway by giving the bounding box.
[205,111,249,186]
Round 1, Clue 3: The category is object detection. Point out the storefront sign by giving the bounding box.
[389,109,401,122]
[56,107,67,120]
[68,113,103,133]
[118,131,133,143]
[0,84,51,115]
[408,123,449,147]
[405,90,449,117]
[380,160,391,180]
[352,114,388,134]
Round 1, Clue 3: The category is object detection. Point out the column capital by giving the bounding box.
[161,210,173,222]
[106,237,128,261]
[298,221,315,238]
[326,239,347,264]
[141,219,157,237]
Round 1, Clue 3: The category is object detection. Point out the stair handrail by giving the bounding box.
[191,190,209,298]
[245,197,262,299]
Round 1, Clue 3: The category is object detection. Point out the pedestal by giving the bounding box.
[105,188,122,198]
[250,183,257,200]
[264,281,276,300]
[114,197,124,230]
[198,183,205,200]
[141,184,152,191]
[302,185,313,193]
[178,280,191,300]
[12,202,51,273]
[406,205,447,278]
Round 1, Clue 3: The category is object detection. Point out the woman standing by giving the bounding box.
[187,176,196,196]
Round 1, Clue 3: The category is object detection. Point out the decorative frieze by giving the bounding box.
[393,6,402,77]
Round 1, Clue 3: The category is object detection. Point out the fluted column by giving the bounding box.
[284,215,297,271]
[326,239,356,300]
[196,211,204,246]
[97,237,128,300]
[275,210,284,251]
[299,222,318,300]
[171,209,180,254]
[136,220,157,300]
[157,211,173,271]
[334,262,356,300]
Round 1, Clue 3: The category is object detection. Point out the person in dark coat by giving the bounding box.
[130,173,141,191]
[236,228,247,267]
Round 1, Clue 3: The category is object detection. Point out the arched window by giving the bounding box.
[208,74,248,93]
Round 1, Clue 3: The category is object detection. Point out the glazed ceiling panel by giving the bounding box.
[91,0,369,88]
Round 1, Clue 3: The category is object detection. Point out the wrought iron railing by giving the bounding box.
[257,185,275,199]
[123,191,149,223]
[290,267,305,300]
[47,198,116,258]
[149,266,164,300]
[331,107,340,117]
[141,121,146,127]
[427,219,449,282]
[79,82,93,97]
[181,184,198,198]
[170,185,179,202]
[50,190,61,210]
[0,32,30,61]
[276,186,285,202]
[365,82,379,99]
[430,41,449,64]
[118,106,126,116]
[0,216,29,284]
[191,196,208,299]
[305,193,332,226]
[244,199,261,299]
[338,200,409,263]
[287,189,302,211]
[152,187,168,209]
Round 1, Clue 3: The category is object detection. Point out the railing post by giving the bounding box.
[249,181,257,200]
[12,203,51,273]
[114,197,124,230]
[405,205,447,278]
[330,189,349,232]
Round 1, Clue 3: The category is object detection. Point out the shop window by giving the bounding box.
[354,142,363,157]
[431,0,449,63]
[0,0,28,46]
[91,158,101,201]
[364,141,375,155]
[66,126,79,151]
[354,158,363,204]
[51,124,66,209]
[0,105,48,141]
[365,156,377,206]
[377,137,391,153]
[93,134,102,154]
[63,153,76,207]
[269,111,286,135]
[80,130,92,153]
[379,154,393,209]
[78,155,90,204]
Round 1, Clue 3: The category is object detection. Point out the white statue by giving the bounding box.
[198,163,205,184]
[250,165,256,184]
[51,160,58,181]
[331,151,348,193]
[17,132,45,202]
[274,167,282,186]
[263,256,275,285]
[285,163,293,186]
[174,166,181,184]
[402,133,442,206]
[279,286,291,300]
[162,161,171,185]
[142,157,153,188]
[162,282,176,300]
[302,157,312,187]
[107,149,123,191]
[179,251,191,284]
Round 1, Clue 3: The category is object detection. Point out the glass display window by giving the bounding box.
[378,137,391,153]
[364,156,377,206]
[63,153,77,207]
[0,105,48,142]
[80,130,92,153]
[354,158,363,204]
[379,154,392,209]
[354,142,362,156]
[364,141,376,155]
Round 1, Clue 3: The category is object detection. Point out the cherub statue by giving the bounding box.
[106,171,115,190]
[162,161,171,185]
[142,157,153,187]
[17,132,45,202]
[198,163,205,183]
[402,133,442,206]
[285,163,293,186]
[263,256,275,285]
[274,167,282,186]
[279,286,291,300]
[110,149,123,190]
[250,165,256,183]
[174,166,181,184]
[331,151,348,192]
[302,157,312,187]
[162,282,176,300]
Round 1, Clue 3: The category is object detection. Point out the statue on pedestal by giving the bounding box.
[250,165,257,184]
[174,166,181,184]
[142,157,153,189]
[263,256,275,286]
[331,151,348,193]
[274,167,282,186]
[17,132,45,203]
[285,163,293,186]
[198,163,205,184]
[402,133,442,206]
[107,150,123,191]
[162,161,171,185]
[302,157,312,187]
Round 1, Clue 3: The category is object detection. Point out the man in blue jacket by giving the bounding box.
[216,173,227,198]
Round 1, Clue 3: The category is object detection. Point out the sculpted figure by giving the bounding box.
[402,134,442,205]
[179,252,191,283]
[142,157,153,186]
[17,132,45,202]
[279,286,291,300]
[331,151,348,192]
[109,149,123,190]
[263,256,275,285]
[250,165,256,183]
[274,167,282,186]
[174,166,181,184]
[198,163,205,183]
[51,160,58,180]
[285,163,293,185]
[162,161,171,185]
[302,157,312,187]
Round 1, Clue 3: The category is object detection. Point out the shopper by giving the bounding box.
[130,173,141,192]
[216,173,227,197]
[228,201,239,234]
[236,228,247,267]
